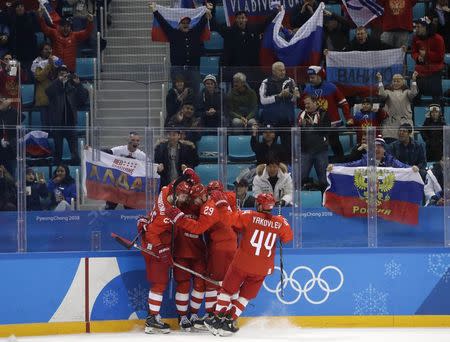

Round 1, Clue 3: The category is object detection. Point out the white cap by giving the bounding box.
[203,74,217,84]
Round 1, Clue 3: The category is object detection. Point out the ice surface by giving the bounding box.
[3,318,450,342]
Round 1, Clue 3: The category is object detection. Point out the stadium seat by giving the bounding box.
[413,2,426,20]
[204,31,224,52]
[215,6,226,26]
[21,84,34,108]
[228,135,255,161]
[445,53,450,65]
[328,134,352,155]
[30,111,42,127]
[301,190,322,208]
[195,164,219,185]
[200,56,220,77]
[197,135,218,162]
[62,139,71,161]
[414,106,427,126]
[442,79,450,95]
[445,106,450,122]
[76,58,95,81]
[227,163,252,189]
[326,3,341,15]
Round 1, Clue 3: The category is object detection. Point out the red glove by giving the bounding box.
[137,216,150,233]
[165,206,184,223]
[183,167,201,185]
[153,244,173,265]
[210,190,229,208]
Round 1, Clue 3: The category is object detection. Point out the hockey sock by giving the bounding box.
[148,291,163,315]
[189,289,204,314]
[215,292,231,316]
[175,292,189,316]
[231,296,249,320]
[205,290,217,313]
[228,292,239,312]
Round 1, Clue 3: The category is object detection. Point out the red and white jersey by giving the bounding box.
[230,210,293,276]
[174,202,206,259]
[225,191,237,212]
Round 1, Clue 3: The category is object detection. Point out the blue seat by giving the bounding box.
[195,164,219,185]
[406,53,415,74]
[215,6,226,26]
[62,139,71,161]
[301,190,322,208]
[197,135,218,162]
[69,166,81,179]
[445,53,450,65]
[200,56,220,77]
[326,3,341,15]
[445,106,450,123]
[21,84,34,107]
[442,79,450,95]
[328,134,352,155]
[75,58,95,80]
[204,31,224,51]
[413,2,426,20]
[414,106,427,126]
[30,111,42,127]
[227,163,252,189]
[228,135,255,161]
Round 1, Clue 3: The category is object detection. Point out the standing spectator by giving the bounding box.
[377,71,418,143]
[31,43,62,125]
[0,164,16,211]
[46,64,88,164]
[0,96,19,176]
[154,127,199,188]
[389,123,427,178]
[379,0,416,47]
[196,74,222,128]
[290,0,317,29]
[322,10,351,52]
[226,72,258,127]
[25,167,48,210]
[421,103,446,162]
[37,8,94,72]
[234,178,255,208]
[47,164,76,211]
[259,61,299,149]
[302,65,352,162]
[250,124,288,165]
[428,0,450,52]
[0,52,27,111]
[297,95,331,191]
[424,157,444,206]
[353,98,389,143]
[412,16,445,104]
[166,101,202,144]
[345,26,392,51]
[253,157,293,206]
[165,74,194,125]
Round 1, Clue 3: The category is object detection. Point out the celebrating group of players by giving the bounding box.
[136,168,293,336]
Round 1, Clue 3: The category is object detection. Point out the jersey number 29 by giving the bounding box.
[250,229,277,257]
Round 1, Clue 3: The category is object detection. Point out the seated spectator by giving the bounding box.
[196,74,222,128]
[297,95,331,190]
[353,98,388,143]
[389,123,427,178]
[412,16,445,104]
[47,164,76,211]
[166,101,202,144]
[377,71,418,143]
[253,156,293,206]
[0,96,19,176]
[227,72,258,127]
[165,74,194,125]
[234,178,255,208]
[344,26,391,51]
[37,8,94,72]
[0,164,16,211]
[26,167,48,210]
[421,103,446,162]
[154,127,199,188]
[343,133,367,162]
[424,157,444,206]
[428,0,450,52]
[250,123,288,165]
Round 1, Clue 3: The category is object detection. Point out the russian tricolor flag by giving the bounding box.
[25,131,52,157]
[38,0,61,26]
[151,5,210,42]
[324,166,424,225]
[260,3,324,67]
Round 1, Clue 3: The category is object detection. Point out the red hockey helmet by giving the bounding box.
[175,181,191,196]
[256,193,275,211]
[207,180,224,193]
[190,183,207,199]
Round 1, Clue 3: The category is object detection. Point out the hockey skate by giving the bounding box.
[144,314,170,334]
[204,314,224,336]
[190,313,209,331]
[179,315,193,332]
[219,317,239,336]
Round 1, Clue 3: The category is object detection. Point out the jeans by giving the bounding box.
[301,150,329,186]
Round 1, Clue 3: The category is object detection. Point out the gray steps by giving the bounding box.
[97,98,150,108]
[106,45,166,55]
[107,36,156,45]
[111,20,152,29]
[98,89,151,100]
[107,28,151,38]
[104,54,166,64]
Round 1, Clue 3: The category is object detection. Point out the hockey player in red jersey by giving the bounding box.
[204,193,293,336]
[207,180,238,212]
[166,184,238,319]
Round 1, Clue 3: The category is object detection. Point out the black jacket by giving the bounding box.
[345,36,391,51]
[196,88,222,128]
[26,181,48,211]
[250,135,288,164]
[0,175,16,211]
[297,108,331,154]
[421,117,446,162]
[165,87,194,123]
[8,12,38,64]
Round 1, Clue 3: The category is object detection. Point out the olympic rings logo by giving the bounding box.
[263,266,344,305]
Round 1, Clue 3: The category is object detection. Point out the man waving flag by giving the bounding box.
[342,0,383,27]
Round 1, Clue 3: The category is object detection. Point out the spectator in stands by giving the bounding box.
[253,156,293,206]
[0,52,27,111]
[259,61,299,149]
[31,43,61,126]
[377,71,418,143]
[424,157,444,206]
[154,127,199,188]
[46,64,88,164]
[353,98,388,143]
[389,123,427,178]
[26,167,48,210]
[0,10,9,58]
[421,103,446,162]
[166,101,202,144]
[412,16,445,105]
[0,164,16,211]
[0,96,19,176]
[47,164,76,211]
[196,74,222,128]
[165,74,194,125]
[291,0,317,29]
[429,0,450,52]
[226,72,258,127]
[8,0,38,74]
[297,95,331,191]
[234,178,255,208]
[37,8,94,72]
[345,26,392,51]
[251,123,288,165]
[322,10,351,52]
[343,132,367,162]
[379,0,416,47]
[302,65,352,162]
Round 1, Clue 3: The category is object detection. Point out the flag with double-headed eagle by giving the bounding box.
[324,166,424,225]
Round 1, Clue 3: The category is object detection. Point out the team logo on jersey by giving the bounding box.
[263,265,344,305]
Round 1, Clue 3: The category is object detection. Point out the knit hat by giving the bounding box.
[203,74,217,84]
[375,137,386,147]
[307,65,326,79]
[428,103,441,112]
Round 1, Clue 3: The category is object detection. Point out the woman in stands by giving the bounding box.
[47,164,76,211]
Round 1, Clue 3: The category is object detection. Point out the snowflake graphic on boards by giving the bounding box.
[103,289,119,308]
[384,259,401,279]
[353,284,389,315]
[427,254,450,283]
[128,284,148,311]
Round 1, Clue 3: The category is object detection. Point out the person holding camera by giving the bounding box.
[45,64,88,164]
[25,167,48,211]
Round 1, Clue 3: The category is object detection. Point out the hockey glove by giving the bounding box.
[165,206,185,223]
[183,167,201,185]
[210,190,229,208]
[153,244,173,265]
[137,216,150,234]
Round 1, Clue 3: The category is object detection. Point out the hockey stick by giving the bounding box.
[278,189,285,298]
[111,233,222,286]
